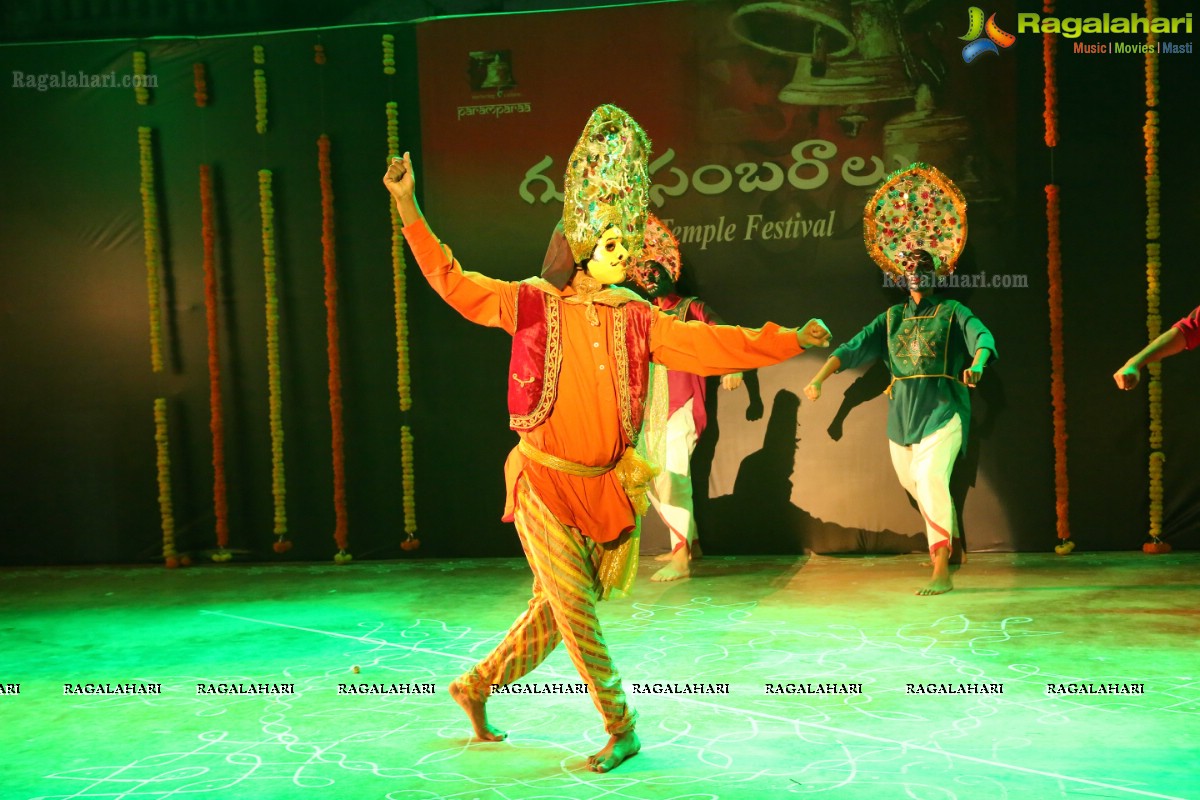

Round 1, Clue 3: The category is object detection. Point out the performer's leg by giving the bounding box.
[889,439,918,498]
[652,404,699,582]
[449,571,561,741]
[908,415,963,596]
[515,476,639,770]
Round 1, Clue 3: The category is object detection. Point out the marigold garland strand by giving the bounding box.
[193,62,208,107]
[1045,186,1070,551]
[319,135,351,560]
[198,165,231,557]
[382,34,396,75]
[253,45,268,134]
[1042,1,1071,554]
[387,101,418,551]
[259,169,290,552]
[133,50,150,105]
[1143,0,1167,553]
[138,126,165,373]
[1042,1,1057,147]
[386,102,412,413]
[400,426,419,550]
[154,398,179,568]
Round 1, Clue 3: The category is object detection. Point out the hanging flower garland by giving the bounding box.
[1045,185,1071,554]
[382,34,396,75]
[133,50,150,105]
[1041,1,1057,147]
[198,165,231,561]
[386,102,412,412]
[154,398,179,568]
[318,135,351,563]
[1041,1,1071,555]
[253,45,268,134]
[387,101,418,552]
[137,126,165,373]
[1142,0,1168,554]
[193,62,208,107]
[259,169,290,554]
[400,426,420,550]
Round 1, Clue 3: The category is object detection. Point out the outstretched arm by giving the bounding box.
[649,314,830,376]
[383,153,516,332]
[1114,328,1186,390]
[806,313,887,401]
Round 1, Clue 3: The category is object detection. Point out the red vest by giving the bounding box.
[508,281,653,445]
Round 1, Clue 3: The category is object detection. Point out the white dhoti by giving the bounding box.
[888,413,961,556]
[646,399,700,555]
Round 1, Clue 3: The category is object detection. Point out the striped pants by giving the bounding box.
[455,474,636,735]
[888,414,962,556]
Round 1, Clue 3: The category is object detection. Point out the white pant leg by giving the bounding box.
[647,400,699,554]
[890,415,962,554]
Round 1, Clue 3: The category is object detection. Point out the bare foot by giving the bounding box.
[587,729,640,772]
[651,548,690,582]
[449,679,506,741]
[916,575,953,596]
[916,548,953,596]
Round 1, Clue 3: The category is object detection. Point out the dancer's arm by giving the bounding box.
[691,300,746,391]
[648,313,830,376]
[804,356,841,401]
[955,303,997,388]
[1114,328,1186,390]
[805,314,886,401]
[384,153,516,332]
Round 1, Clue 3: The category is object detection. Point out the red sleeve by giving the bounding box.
[1172,305,1200,350]
[688,299,725,326]
[402,217,516,334]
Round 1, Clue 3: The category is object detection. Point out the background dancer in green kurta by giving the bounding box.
[805,163,995,596]
[806,250,995,595]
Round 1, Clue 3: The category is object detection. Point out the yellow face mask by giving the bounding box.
[585,227,629,285]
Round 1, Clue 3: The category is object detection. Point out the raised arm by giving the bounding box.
[384,153,516,332]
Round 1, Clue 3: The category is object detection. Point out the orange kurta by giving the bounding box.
[404,217,803,543]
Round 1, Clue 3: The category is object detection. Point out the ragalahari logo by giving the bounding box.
[960,7,1016,63]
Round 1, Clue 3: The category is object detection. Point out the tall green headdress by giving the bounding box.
[562,104,652,265]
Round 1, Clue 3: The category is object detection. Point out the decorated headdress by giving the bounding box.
[628,213,682,291]
[562,104,652,265]
[864,163,967,276]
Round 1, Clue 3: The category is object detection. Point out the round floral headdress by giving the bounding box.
[628,213,681,291]
[864,163,967,276]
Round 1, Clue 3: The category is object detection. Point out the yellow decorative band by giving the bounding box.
[517,439,616,478]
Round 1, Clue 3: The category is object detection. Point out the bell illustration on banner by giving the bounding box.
[883,85,993,202]
[729,0,918,108]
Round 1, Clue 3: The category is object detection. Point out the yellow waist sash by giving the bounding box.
[516,438,658,598]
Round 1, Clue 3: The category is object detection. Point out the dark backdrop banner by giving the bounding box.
[414,0,1049,556]
[0,1,1196,565]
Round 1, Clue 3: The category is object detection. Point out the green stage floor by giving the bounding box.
[1,552,1197,799]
